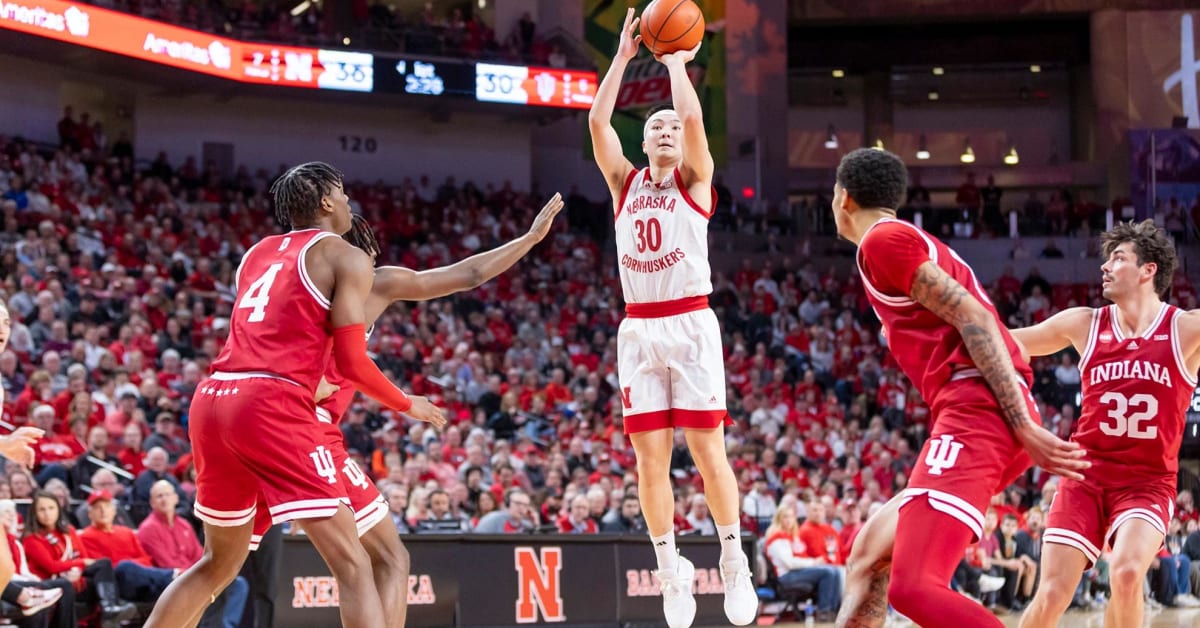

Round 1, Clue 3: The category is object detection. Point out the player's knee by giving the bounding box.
[1109,561,1144,592]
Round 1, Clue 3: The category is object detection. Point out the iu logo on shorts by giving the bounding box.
[310,446,338,485]
[342,459,370,490]
[514,547,565,623]
[924,435,964,476]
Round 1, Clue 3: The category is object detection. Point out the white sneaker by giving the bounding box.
[1175,593,1200,607]
[978,574,1006,594]
[655,554,696,628]
[720,555,758,626]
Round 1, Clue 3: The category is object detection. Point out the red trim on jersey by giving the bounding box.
[614,168,642,220]
[624,295,708,318]
[671,409,734,430]
[624,410,672,434]
[673,168,715,219]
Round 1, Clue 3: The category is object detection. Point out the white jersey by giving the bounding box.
[614,167,714,304]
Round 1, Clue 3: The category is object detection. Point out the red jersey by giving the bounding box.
[856,218,1032,401]
[211,229,341,391]
[1074,303,1196,484]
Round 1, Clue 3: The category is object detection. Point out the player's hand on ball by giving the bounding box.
[406,395,447,429]
[527,193,564,242]
[617,7,642,60]
[656,42,701,65]
[0,426,44,469]
[1015,423,1089,481]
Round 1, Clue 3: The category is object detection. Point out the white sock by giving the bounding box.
[651,531,678,572]
[716,522,743,565]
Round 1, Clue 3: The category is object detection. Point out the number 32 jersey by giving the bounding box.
[210,228,341,392]
[614,168,714,304]
[1075,303,1197,484]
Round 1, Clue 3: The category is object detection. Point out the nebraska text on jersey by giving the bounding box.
[1089,360,1172,387]
[621,248,687,273]
[627,193,677,214]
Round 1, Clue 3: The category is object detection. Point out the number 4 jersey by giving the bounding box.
[1075,303,1197,484]
[614,167,714,304]
[210,228,341,392]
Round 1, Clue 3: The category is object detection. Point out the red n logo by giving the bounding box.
[514,547,565,623]
[619,387,632,409]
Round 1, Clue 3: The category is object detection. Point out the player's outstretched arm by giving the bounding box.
[328,241,445,428]
[908,261,1088,479]
[367,193,563,311]
[1009,307,1092,357]
[1180,309,1200,374]
[658,44,713,186]
[588,7,638,194]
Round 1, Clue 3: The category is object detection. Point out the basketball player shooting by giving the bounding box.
[1014,220,1200,628]
[146,162,445,628]
[245,194,564,628]
[828,148,1088,628]
[588,7,756,628]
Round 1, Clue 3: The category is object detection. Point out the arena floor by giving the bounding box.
[758,606,1200,626]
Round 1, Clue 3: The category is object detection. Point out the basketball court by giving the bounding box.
[756,607,1200,627]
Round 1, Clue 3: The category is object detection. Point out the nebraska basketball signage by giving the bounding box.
[290,573,437,609]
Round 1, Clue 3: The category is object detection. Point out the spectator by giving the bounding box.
[141,412,189,463]
[22,492,136,622]
[415,489,467,533]
[797,500,844,566]
[1039,239,1065,259]
[557,495,598,534]
[74,469,135,529]
[981,175,1003,234]
[743,478,777,533]
[600,494,645,534]
[470,491,498,530]
[762,504,840,621]
[990,513,1032,611]
[117,422,147,479]
[384,484,411,534]
[474,488,534,534]
[131,447,184,506]
[685,494,716,536]
[137,480,249,627]
[77,490,175,603]
[69,425,123,499]
[0,499,75,628]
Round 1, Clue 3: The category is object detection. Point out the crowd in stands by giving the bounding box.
[2,108,1200,624]
[81,0,575,67]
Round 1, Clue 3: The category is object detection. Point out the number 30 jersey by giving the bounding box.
[210,228,341,392]
[614,167,714,304]
[1075,303,1197,484]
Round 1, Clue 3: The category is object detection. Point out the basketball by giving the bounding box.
[639,0,705,56]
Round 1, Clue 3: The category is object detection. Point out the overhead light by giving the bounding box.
[932,67,945,75]
[872,139,885,151]
[1004,147,1020,165]
[289,0,311,16]
[824,124,839,150]
[832,69,845,78]
[478,0,487,8]
[960,139,975,164]
[342,36,351,45]
[916,134,930,160]
[1029,64,1042,73]
[928,90,940,101]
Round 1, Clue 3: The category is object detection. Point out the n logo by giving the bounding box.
[310,446,338,485]
[619,387,632,409]
[514,547,565,623]
[343,459,370,490]
[924,435,964,476]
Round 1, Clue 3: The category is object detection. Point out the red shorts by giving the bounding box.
[899,375,1037,541]
[191,375,346,528]
[1043,475,1175,565]
[247,418,387,549]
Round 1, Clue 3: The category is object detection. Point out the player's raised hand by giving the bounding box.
[526,193,564,242]
[0,426,44,469]
[405,395,447,430]
[1014,423,1089,481]
[656,42,701,66]
[617,7,642,60]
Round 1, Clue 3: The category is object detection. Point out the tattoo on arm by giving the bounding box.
[837,561,890,628]
[909,262,1031,431]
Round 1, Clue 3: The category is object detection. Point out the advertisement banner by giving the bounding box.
[0,0,372,91]
[583,0,727,166]
[615,537,734,625]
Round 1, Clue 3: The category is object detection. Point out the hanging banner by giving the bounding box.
[584,0,727,167]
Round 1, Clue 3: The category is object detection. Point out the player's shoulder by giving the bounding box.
[860,218,936,257]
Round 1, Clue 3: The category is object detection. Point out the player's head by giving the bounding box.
[344,214,381,263]
[641,106,683,166]
[269,161,351,234]
[1100,219,1176,300]
[832,148,908,235]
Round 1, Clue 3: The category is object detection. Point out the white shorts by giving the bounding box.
[616,297,731,434]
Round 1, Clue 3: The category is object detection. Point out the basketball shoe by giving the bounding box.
[720,554,758,625]
[655,553,696,628]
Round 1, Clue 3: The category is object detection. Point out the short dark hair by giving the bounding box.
[1002,513,1019,524]
[269,162,343,228]
[344,214,380,258]
[1101,219,1177,297]
[835,148,908,211]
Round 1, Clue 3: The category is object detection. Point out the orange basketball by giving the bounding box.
[639,0,705,56]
